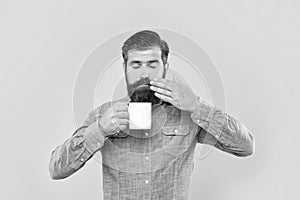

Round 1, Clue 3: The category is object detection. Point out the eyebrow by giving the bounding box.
[129,59,160,65]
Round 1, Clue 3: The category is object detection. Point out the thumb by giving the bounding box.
[173,74,183,84]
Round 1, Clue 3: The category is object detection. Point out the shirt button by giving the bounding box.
[145,180,149,184]
[80,158,85,162]
[174,129,178,133]
[145,132,149,136]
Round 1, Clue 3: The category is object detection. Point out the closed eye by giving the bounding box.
[147,60,159,68]
[131,64,141,69]
[129,61,141,69]
[149,64,158,69]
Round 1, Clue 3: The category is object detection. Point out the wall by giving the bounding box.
[0,0,299,199]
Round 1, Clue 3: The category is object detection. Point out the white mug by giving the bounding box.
[128,102,151,130]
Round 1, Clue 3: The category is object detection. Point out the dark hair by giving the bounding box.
[122,30,169,65]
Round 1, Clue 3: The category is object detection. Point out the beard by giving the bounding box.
[127,77,162,104]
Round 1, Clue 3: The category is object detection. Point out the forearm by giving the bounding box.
[191,96,254,156]
[49,120,107,180]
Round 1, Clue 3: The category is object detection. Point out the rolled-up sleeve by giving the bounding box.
[49,106,108,180]
[191,96,254,157]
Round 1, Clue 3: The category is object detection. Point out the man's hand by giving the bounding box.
[98,102,129,136]
[150,77,198,112]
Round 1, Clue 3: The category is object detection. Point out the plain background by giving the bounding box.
[1,0,299,199]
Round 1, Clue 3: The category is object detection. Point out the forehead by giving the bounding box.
[127,48,162,62]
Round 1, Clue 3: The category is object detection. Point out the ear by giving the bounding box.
[123,62,127,73]
[164,62,169,73]
[165,62,169,72]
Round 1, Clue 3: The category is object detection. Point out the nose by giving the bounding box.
[140,65,150,79]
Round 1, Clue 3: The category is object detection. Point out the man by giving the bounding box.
[49,30,254,199]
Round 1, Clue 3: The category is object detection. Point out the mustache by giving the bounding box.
[127,77,161,104]
[127,77,151,97]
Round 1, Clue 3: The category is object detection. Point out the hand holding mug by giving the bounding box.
[98,102,129,136]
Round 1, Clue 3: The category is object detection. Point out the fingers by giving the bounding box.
[113,112,129,119]
[113,103,128,112]
[150,78,180,105]
[150,78,174,91]
[112,118,128,131]
[116,124,127,131]
[154,92,175,105]
[150,86,173,98]
[115,118,129,125]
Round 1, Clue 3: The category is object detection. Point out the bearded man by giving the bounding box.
[49,30,254,200]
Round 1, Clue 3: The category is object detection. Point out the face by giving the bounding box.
[124,47,168,103]
[124,47,168,85]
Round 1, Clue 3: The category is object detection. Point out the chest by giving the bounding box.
[100,108,199,172]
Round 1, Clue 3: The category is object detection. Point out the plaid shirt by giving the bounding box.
[49,96,254,200]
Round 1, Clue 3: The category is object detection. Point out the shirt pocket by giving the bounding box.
[162,124,190,136]
[106,129,129,138]
[161,124,191,157]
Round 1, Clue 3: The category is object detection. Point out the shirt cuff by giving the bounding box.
[190,96,226,139]
[83,121,107,154]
